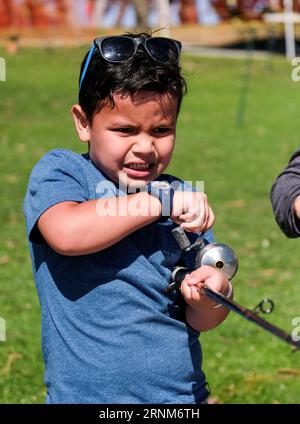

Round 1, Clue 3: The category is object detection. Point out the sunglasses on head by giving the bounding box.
[79,35,182,90]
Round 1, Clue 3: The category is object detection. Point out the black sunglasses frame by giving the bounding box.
[95,35,181,64]
[79,35,182,90]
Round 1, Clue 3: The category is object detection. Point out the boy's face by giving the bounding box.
[72,91,178,189]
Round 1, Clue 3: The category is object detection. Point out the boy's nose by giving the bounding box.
[131,136,155,156]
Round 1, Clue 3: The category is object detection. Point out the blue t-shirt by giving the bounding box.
[23,149,213,404]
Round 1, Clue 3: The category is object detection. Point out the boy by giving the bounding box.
[23,33,233,404]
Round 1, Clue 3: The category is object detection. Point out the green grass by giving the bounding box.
[1,46,300,403]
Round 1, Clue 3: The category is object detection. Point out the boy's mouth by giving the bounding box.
[126,163,153,170]
[123,162,155,178]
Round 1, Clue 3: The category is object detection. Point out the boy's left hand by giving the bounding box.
[171,191,215,233]
[180,265,230,310]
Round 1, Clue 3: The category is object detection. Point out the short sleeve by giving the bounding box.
[23,149,90,244]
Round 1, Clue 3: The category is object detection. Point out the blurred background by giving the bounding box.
[2,1,300,59]
[0,1,298,29]
[0,1,282,29]
[1,1,300,54]
[1,0,300,405]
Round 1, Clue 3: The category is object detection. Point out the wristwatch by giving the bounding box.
[146,181,175,220]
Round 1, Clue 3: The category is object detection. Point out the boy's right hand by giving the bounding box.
[171,191,215,233]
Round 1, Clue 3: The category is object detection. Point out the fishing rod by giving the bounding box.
[166,227,300,350]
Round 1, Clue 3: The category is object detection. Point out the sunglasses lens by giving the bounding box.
[146,38,179,64]
[100,37,135,62]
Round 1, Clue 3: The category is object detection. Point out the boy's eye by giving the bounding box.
[152,127,172,135]
[111,126,173,136]
[112,127,135,134]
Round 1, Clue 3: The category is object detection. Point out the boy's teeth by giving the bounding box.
[127,163,150,170]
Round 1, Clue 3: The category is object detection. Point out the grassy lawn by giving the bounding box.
[0,46,300,404]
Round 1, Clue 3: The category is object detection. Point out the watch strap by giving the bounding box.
[160,186,174,220]
[147,182,174,220]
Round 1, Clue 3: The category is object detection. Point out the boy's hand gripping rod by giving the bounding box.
[166,227,300,350]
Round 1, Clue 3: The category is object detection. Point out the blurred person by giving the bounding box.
[278,1,300,12]
[0,0,72,28]
[5,0,26,27]
[293,0,300,12]
[54,0,74,27]
[211,0,231,20]
[132,0,151,29]
[179,0,198,23]
[271,149,300,238]
[269,0,281,10]
[23,0,58,26]
[72,0,89,27]
[0,0,13,26]
[96,0,132,28]
[156,0,171,35]
[147,0,180,28]
[237,0,269,19]
[197,0,220,24]
[169,0,181,25]
[115,0,130,27]
[24,0,45,26]
[59,0,75,27]
[90,0,108,27]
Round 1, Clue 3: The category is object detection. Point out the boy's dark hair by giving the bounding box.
[78,33,187,123]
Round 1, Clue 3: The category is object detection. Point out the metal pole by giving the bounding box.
[284,0,296,59]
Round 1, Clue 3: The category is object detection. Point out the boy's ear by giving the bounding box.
[71,105,90,142]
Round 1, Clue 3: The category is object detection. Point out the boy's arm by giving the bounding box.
[37,182,215,256]
[38,193,161,255]
[271,148,300,238]
[185,298,231,332]
[180,265,232,332]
